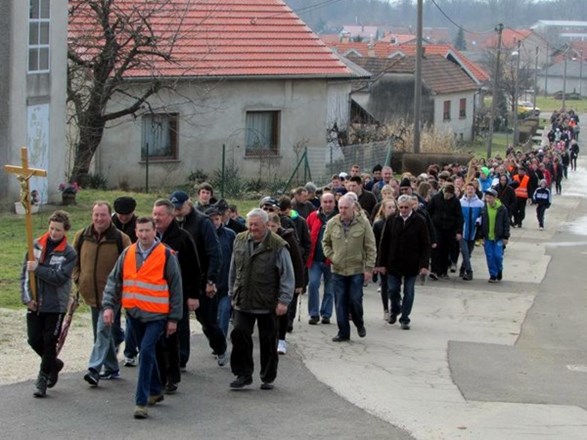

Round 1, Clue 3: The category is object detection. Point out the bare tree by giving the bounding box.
[67,0,190,183]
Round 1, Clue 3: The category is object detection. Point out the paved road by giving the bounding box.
[2,122,586,439]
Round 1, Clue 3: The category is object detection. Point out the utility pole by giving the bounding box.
[486,23,504,159]
[413,0,423,154]
[544,42,549,97]
[580,50,584,97]
[512,40,521,147]
[562,47,568,111]
[533,46,539,113]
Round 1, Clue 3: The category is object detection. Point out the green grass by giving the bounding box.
[535,96,587,113]
[461,132,510,158]
[0,190,259,310]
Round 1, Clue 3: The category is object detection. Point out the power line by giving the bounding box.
[429,0,496,35]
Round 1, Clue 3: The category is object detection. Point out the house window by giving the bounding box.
[245,111,280,155]
[459,98,467,119]
[141,113,178,160]
[28,0,51,73]
[443,100,451,121]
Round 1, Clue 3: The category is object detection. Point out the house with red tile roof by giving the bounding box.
[69,0,364,188]
[348,54,479,141]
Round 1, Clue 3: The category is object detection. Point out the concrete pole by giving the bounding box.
[413,0,423,154]
[513,40,521,147]
[580,50,584,97]
[486,23,504,159]
[533,46,539,112]
[562,49,568,111]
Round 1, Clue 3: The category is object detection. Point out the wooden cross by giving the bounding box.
[5,146,47,301]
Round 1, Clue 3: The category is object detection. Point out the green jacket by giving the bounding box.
[322,213,376,276]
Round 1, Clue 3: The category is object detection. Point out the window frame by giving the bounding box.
[244,110,281,156]
[28,0,51,74]
[141,113,179,162]
[443,100,451,121]
[459,98,467,119]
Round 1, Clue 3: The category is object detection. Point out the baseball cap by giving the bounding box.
[260,196,278,208]
[169,190,189,208]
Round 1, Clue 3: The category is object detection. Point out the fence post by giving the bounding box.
[221,144,226,198]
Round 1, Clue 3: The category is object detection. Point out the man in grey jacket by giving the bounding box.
[101,216,183,419]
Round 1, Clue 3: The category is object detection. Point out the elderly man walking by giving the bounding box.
[322,194,376,342]
[228,208,294,390]
[376,195,430,329]
[101,216,183,419]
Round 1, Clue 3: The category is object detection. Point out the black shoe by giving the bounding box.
[488,277,498,283]
[83,369,100,387]
[462,271,473,281]
[286,320,294,333]
[388,314,397,324]
[497,271,502,281]
[357,326,366,338]
[429,272,439,281]
[165,383,178,394]
[260,382,274,390]
[230,376,253,389]
[332,335,350,342]
[47,358,64,388]
[321,317,331,324]
[400,322,410,330]
[308,316,319,325]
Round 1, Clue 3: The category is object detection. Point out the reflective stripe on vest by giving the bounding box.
[514,175,529,198]
[122,243,170,314]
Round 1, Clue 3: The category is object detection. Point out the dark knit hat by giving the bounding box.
[399,177,411,188]
[113,196,136,215]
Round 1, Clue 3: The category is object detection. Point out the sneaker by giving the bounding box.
[47,358,64,388]
[165,383,178,394]
[332,335,350,342]
[429,272,439,281]
[124,356,138,367]
[388,313,397,324]
[133,406,148,419]
[260,382,274,390]
[277,340,287,355]
[321,317,330,324]
[462,272,473,281]
[100,370,120,380]
[308,316,319,325]
[401,322,411,330]
[449,263,457,273]
[539,226,544,231]
[383,310,389,321]
[230,375,253,389]
[488,277,498,283]
[84,369,100,387]
[357,326,367,338]
[148,394,164,406]
[33,372,49,398]
[217,351,229,367]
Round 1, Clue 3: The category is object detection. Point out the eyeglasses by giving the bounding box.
[398,206,411,210]
[262,206,276,212]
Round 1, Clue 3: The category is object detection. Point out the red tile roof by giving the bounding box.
[325,40,489,83]
[69,0,355,79]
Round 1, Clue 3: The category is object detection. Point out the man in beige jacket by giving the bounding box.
[322,194,376,342]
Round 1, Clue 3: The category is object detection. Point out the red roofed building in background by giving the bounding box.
[68,0,364,188]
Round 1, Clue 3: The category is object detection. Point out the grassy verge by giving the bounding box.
[0,190,260,310]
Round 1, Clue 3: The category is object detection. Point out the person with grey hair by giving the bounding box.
[323,194,376,341]
[305,182,320,209]
[375,194,430,330]
[228,208,294,389]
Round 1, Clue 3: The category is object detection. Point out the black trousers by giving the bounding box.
[431,229,456,276]
[27,311,64,375]
[230,310,278,384]
[278,291,299,339]
[514,197,527,226]
[156,331,181,385]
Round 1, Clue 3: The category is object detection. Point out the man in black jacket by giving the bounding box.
[427,184,463,280]
[169,191,227,369]
[153,199,202,393]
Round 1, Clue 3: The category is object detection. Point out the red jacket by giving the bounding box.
[306,209,334,268]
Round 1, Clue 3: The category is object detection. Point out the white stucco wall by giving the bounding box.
[97,78,352,189]
[433,91,476,141]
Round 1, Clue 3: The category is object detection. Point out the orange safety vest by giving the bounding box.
[122,243,170,314]
[513,174,530,199]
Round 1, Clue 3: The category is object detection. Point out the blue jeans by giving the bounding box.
[387,274,417,324]
[459,239,476,273]
[484,239,504,278]
[88,307,121,374]
[308,261,334,319]
[217,295,232,339]
[128,316,165,406]
[332,273,364,339]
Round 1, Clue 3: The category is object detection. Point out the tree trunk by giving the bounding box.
[71,118,106,185]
